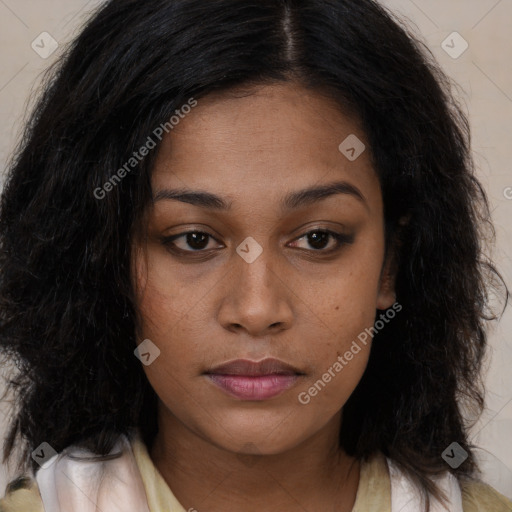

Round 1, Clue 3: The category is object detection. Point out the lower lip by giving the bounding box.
[206,374,300,400]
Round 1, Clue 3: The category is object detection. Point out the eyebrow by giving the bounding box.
[153,180,368,212]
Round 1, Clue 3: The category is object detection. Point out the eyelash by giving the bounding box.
[160,229,354,257]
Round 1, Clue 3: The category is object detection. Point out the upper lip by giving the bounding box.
[205,358,304,376]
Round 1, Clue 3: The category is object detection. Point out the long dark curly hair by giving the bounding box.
[0,1,508,510]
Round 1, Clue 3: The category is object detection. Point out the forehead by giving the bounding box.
[151,82,381,215]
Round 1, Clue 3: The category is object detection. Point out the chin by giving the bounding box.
[203,418,312,456]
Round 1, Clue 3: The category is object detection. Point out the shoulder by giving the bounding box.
[460,477,512,512]
[0,476,44,512]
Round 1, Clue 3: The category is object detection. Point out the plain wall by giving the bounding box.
[0,0,511,499]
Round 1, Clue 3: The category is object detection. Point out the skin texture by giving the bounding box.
[131,82,396,512]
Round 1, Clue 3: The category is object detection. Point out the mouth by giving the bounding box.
[204,358,305,401]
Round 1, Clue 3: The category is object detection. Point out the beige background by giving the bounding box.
[0,0,511,499]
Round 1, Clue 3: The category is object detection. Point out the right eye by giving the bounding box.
[161,231,223,254]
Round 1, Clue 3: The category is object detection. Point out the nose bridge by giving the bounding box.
[234,237,279,300]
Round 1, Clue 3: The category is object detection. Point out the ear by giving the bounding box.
[376,249,396,310]
[376,216,408,310]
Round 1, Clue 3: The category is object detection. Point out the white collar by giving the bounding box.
[387,457,463,512]
[36,434,462,512]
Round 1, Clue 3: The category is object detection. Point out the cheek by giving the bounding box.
[293,242,383,409]
[296,320,372,418]
[302,248,383,343]
[132,251,213,384]
[135,281,207,374]
[134,299,205,420]
[132,244,209,331]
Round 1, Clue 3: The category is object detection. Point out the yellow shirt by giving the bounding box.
[1,436,511,511]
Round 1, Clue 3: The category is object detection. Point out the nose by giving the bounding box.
[216,245,294,337]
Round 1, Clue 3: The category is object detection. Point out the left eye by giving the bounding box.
[289,230,353,251]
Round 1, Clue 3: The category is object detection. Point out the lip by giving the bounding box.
[206,357,303,376]
[204,358,304,401]
[206,374,300,400]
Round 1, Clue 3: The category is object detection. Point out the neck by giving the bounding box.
[149,404,360,512]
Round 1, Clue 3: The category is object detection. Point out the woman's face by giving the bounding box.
[131,82,395,456]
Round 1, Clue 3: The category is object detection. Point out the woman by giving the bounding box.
[0,0,510,511]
